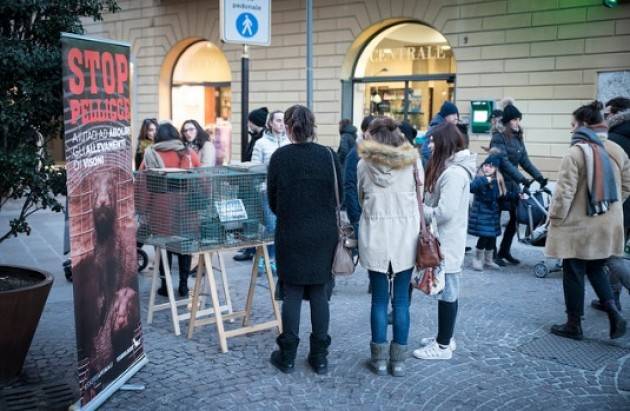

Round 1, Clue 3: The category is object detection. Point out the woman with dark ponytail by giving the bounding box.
[546,100,630,341]
[266,105,341,375]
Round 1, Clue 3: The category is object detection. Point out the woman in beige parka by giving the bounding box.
[358,117,421,378]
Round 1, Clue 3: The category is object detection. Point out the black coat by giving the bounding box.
[337,124,357,167]
[468,176,502,238]
[267,143,342,285]
[244,129,264,162]
[490,128,543,193]
[608,111,630,228]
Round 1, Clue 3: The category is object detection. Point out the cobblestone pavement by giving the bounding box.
[1,202,629,410]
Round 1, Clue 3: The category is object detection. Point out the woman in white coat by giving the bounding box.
[413,123,475,361]
[358,117,421,377]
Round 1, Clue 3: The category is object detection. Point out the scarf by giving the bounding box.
[142,140,188,169]
[571,126,618,216]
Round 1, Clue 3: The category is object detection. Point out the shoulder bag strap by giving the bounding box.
[413,162,429,235]
[327,148,342,229]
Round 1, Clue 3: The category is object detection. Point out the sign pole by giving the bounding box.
[306,0,313,110]
[241,44,249,161]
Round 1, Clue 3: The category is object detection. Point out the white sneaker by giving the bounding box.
[419,337,456,351]
[413,341,453,360]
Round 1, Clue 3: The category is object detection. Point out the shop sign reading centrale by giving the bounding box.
[370,45,451,63]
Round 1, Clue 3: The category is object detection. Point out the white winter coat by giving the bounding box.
[358,140,422,274]
[424,149,476,274]
[252,130,289,167]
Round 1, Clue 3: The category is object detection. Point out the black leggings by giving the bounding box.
[499,202,518,256]
[281,282,330,341]
[476,236,496,251]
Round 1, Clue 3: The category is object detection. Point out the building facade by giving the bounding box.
[80,0,630,177]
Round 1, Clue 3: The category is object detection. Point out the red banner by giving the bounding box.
[61,33,145,408]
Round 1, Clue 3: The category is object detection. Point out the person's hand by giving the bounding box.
[537,177,548,188]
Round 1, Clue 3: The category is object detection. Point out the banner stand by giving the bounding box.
[70,356,148,411]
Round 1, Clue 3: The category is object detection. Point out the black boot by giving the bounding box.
[603,300,627,339]
[270,334,299,373]
[157,278,168,297]
[497,251,520,265]
[551,314,583,340]
[492,248,507,267]
[308,334,331,375]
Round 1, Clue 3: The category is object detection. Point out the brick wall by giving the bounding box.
[83,0,630,178]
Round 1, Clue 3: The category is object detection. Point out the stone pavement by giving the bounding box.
[1,200,629,410]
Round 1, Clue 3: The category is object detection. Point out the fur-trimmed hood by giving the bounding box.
[358,140,419,187]
[608,109,630,131]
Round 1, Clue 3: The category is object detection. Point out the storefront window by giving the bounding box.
[171,41,232,129]
[352,23,456,132]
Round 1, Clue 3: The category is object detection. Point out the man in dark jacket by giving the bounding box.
[234,106,269,262]
[344,115,374,234]
[592,97,630,311]
[421,101,459,165]
[243,107,268,162]
[337,119,357,167]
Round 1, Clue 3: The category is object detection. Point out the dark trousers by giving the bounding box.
[476,236,496,251]
[159,252,191,279]
[499,202,517,256]
[281,283,330,341]
[563,258,613,317]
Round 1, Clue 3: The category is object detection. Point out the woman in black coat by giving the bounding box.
[490,102,546,266]
[267,104,342,375]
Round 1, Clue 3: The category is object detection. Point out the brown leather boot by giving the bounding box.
[550,314,583,340]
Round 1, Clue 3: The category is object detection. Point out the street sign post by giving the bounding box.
[220,0,271,160]
[220,0,271,46]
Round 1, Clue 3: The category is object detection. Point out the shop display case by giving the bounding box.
[135,166,270,254]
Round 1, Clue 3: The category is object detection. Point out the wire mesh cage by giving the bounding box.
[135,166,271,254]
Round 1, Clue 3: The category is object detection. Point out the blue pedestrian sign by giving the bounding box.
[236,13,258,38]
[221,0,271,46]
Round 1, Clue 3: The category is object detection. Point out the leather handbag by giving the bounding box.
[328,148,357,276]
[413,163,443,269]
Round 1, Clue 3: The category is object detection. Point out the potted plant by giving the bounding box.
[0,1,119,379]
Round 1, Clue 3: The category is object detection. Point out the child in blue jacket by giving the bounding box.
[468,152,515,271]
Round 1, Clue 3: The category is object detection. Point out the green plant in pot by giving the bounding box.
[0,0,119,380]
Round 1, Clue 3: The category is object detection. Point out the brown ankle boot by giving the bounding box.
[603,300,627,339]
[550,314,583,340]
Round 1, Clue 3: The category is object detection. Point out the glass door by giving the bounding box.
[355,79,455,133]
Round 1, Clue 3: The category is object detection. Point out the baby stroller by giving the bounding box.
[516,187,562,278]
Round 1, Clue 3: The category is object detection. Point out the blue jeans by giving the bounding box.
[369,268,413,345]
[261,190,276,259]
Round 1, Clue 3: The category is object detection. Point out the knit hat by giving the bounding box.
[483,154,502,168]
[438,101,459,118]
[248,107,269,128]
[501,104,522,124]
[398,121,417,145]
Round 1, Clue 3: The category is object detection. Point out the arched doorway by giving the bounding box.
[170,41,232,128]
[342,22,456,132]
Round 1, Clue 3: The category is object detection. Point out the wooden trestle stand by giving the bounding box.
[146,243,282,352]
